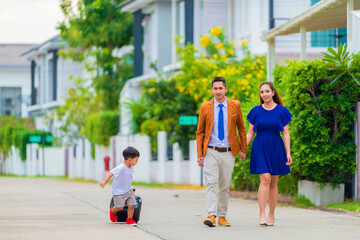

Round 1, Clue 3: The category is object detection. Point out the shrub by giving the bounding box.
[83,110,119,147]
[127,27,266,157]
[174,28,266,112]
[126,78,197,154]
[13,129,52,161]
[0,116,50,162]
[273,56,360,186]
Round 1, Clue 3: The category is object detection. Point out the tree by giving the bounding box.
[52,0,133,145]
[49,76,104,145]
[58,0,133,110]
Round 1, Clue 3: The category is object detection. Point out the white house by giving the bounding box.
[22,35,85,135]
[261,0,360,81]
[119,0,338,135]
[0,44,37,117]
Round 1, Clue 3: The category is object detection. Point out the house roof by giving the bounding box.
[0,44,37,69]
[22,35,65,59]
[120,0,157,12]
[261,0,360,41]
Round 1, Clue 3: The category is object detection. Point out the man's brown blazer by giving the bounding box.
[196,98,247,158]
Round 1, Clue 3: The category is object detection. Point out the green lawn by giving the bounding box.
[132,181,205,190]
[292,194,316,208]
[293,194,360,213]
[0,174,98,184]
[326,200,360,212]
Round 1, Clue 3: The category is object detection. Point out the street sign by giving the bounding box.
[45,135,53,143]
[29,135,41,143]
[179,116,198,125]
[29,135,53,144]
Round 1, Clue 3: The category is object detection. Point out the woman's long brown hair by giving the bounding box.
[259,81,284,106]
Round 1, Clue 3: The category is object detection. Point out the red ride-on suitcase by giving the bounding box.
[109,189,142,223]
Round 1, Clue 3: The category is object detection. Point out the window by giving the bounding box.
[311,0,347,47]
[0,87,22,117]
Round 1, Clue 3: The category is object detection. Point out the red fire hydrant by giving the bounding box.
[104,156,110,171]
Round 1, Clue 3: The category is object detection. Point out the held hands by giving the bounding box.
[239,151,246,161]
[286,153,292,165]
[197,157,204,167]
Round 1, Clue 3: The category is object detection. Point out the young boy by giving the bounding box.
[100,146,139,226]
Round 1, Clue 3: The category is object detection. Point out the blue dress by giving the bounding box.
[247,104,292,175]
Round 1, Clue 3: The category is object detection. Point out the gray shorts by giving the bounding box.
[113,189,136,208]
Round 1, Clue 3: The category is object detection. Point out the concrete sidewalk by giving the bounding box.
[1,177,360,240]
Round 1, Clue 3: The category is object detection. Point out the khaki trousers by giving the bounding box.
[203,148,235,217]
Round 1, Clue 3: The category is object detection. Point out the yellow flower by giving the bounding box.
[200,35,210,47]
[241,39,248,46]
[213,53,219,59]
[148,88,156,94]
[215,43,224,50]
[227,49,235,55]
[221,54,227,60]
[211,26,222,37]
[178,86,185,93]
[240,79,249,86]
[245,91,249,96]
[202,53,207,58]
[230,40,235,46]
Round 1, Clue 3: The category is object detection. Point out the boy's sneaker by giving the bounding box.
[126,218,137,226]
[109,208,118,223]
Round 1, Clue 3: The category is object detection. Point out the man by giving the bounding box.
[196,77,247,227]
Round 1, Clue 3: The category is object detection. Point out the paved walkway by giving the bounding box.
[1,177,360,240]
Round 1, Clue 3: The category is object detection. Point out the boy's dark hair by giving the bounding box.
[123,146,140,160]
[211,77,226,87]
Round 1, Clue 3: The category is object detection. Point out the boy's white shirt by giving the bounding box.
[111,163,134,195]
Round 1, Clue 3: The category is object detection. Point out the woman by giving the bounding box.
[246,81,292,226]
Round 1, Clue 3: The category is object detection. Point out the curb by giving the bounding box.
[229,190,294,204]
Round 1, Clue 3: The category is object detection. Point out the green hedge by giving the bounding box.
[0,117,52,162]
[14,130,52,161]
[273,56,360,186]
[83,110,119,151]
[125,78,197,155]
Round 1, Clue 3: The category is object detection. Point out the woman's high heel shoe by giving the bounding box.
[259,221,267,226]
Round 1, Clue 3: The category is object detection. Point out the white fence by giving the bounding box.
[3,145,65,177]
[2,131,202,185]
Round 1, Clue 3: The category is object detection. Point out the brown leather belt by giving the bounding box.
[207,146,231,153]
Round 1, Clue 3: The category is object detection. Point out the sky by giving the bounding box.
[0,0,65,44]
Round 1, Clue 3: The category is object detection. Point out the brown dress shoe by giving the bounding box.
[203,215,216,227]
[218,217,231,227]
